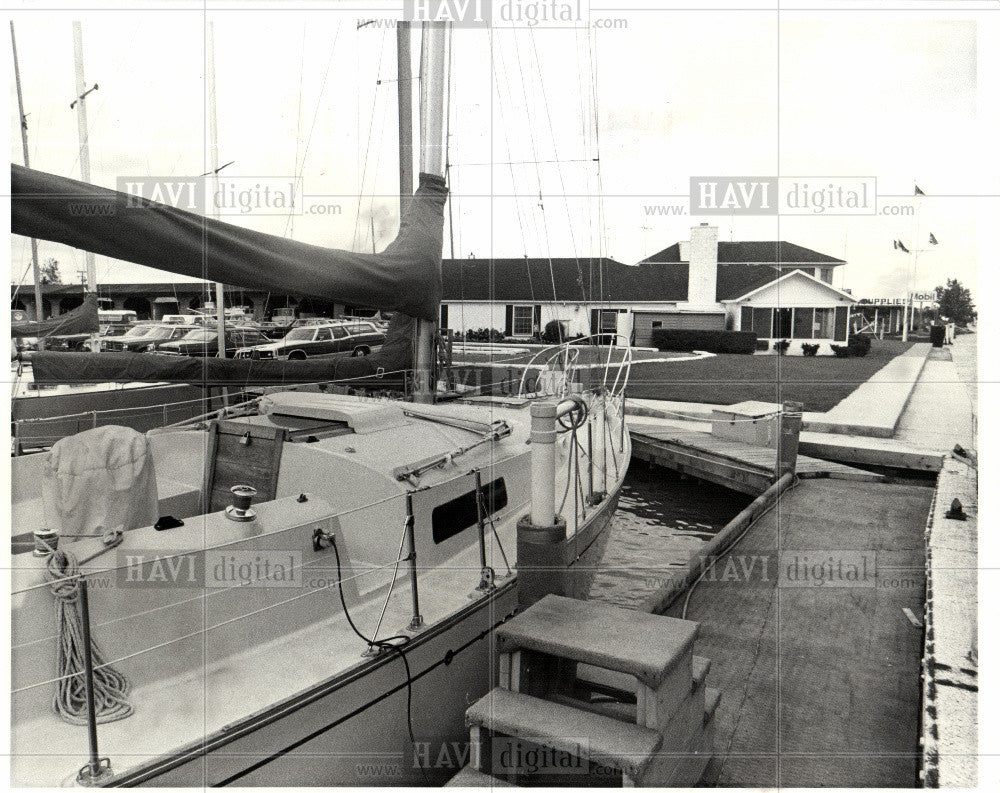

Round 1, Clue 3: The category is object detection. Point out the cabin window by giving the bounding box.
[431,477,508,544]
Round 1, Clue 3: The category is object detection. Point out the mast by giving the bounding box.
[10,22,44,323]
[414,21,450,403]
[397,21,413,219]
[71,22,97,293]
[206,21,227,358]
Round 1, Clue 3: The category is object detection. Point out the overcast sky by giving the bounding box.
[6,1,998,302]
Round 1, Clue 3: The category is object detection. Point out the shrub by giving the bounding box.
[650,329,757,355]
[801,343,820,356]
[541,320,566,344]
[773,339,791,355]
[465,327,505,343]
[831,344,853,358]
[755,339,769,352]
[848,333,872,357]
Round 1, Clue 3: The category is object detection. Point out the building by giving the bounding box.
[441,224,857,353]
[11,224,857,353]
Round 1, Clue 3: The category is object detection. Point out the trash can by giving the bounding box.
[930,324,946,347]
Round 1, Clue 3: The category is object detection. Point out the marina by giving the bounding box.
[6,6,985,790]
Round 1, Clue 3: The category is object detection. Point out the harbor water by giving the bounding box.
[590,462,754,610]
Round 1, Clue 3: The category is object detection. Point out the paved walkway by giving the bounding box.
[895,357,975,452]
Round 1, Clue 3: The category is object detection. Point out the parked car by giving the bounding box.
[157,326,271,357]
[102,323,194,352]
[234,320,385,360]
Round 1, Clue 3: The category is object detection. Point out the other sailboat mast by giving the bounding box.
[206,21,228,360]
[71,22,97,293]
[9,21,44,324]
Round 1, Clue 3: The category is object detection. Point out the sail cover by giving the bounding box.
[11,292,99,338]
[11,165,446,322]
[30,312,417,386]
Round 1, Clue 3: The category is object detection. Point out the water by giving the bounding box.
[590,463,754,610]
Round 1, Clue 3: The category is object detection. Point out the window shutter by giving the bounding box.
[533,305,542,332]
[590,309,599,335]
[834,306,848,341]
[440,304,449,329]
[741,306,752,332]
[505,305,513,336]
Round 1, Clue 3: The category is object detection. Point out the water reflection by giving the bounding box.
[590,463,754,610]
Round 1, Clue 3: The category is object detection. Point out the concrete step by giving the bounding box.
[445,765,516,787]
[466,687,663,782]
[496,594,698,691]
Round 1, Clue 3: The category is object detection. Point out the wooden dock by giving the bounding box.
[629,423,885,496]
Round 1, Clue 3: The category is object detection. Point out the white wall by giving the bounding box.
[739,274,853,308]
[442,302,591,338]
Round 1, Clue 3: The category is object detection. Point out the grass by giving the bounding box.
[625,340,916,412]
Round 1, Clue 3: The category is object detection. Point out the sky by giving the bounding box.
[5,1,998,303]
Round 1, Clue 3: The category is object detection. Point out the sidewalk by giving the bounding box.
[626,344,931,438]
[807,344,929,438]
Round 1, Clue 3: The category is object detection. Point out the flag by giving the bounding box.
[896,240,910,253]
[914,185,925,196]
[929,232,938,245]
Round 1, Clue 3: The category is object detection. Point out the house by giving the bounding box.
[440,224,857,353]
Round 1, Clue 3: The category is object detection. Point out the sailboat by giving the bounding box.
[8,21,631,786]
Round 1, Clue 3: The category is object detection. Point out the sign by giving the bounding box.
[860,293,937,306]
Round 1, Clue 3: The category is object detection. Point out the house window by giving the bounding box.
[651,320,662,329]
[792,308,813,339]
[751,307,772,337]
[819,268,833,284]
[773,308,793,338]
[512,305,535,336]
[814,307,836,339]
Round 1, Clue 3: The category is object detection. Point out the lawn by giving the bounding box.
[625,340,915,412]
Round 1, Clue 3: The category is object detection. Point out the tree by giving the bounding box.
[935,278,976,326]
[39,258,62,285]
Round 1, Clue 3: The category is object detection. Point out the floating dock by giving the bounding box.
[629,422,885,496]
[661,476,934,786]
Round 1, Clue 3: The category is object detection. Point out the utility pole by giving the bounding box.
[72,22,97,293]
[10,22,45,324]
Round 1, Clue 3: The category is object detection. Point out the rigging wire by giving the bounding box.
[487,30,539,306]
[527,29,588,303]
[352,27,390,251]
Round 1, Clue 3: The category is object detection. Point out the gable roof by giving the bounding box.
[721,268,857,303]
[644,240,846,265]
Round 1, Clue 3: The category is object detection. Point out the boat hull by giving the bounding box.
[110,492,620,787]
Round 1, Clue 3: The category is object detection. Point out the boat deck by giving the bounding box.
[629,422,884,495]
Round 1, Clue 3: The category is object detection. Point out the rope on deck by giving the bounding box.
[46,549,134,725]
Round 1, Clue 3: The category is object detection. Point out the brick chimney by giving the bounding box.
[686,223,719,307]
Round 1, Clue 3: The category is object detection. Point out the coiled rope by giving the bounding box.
[45,547,134,725]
